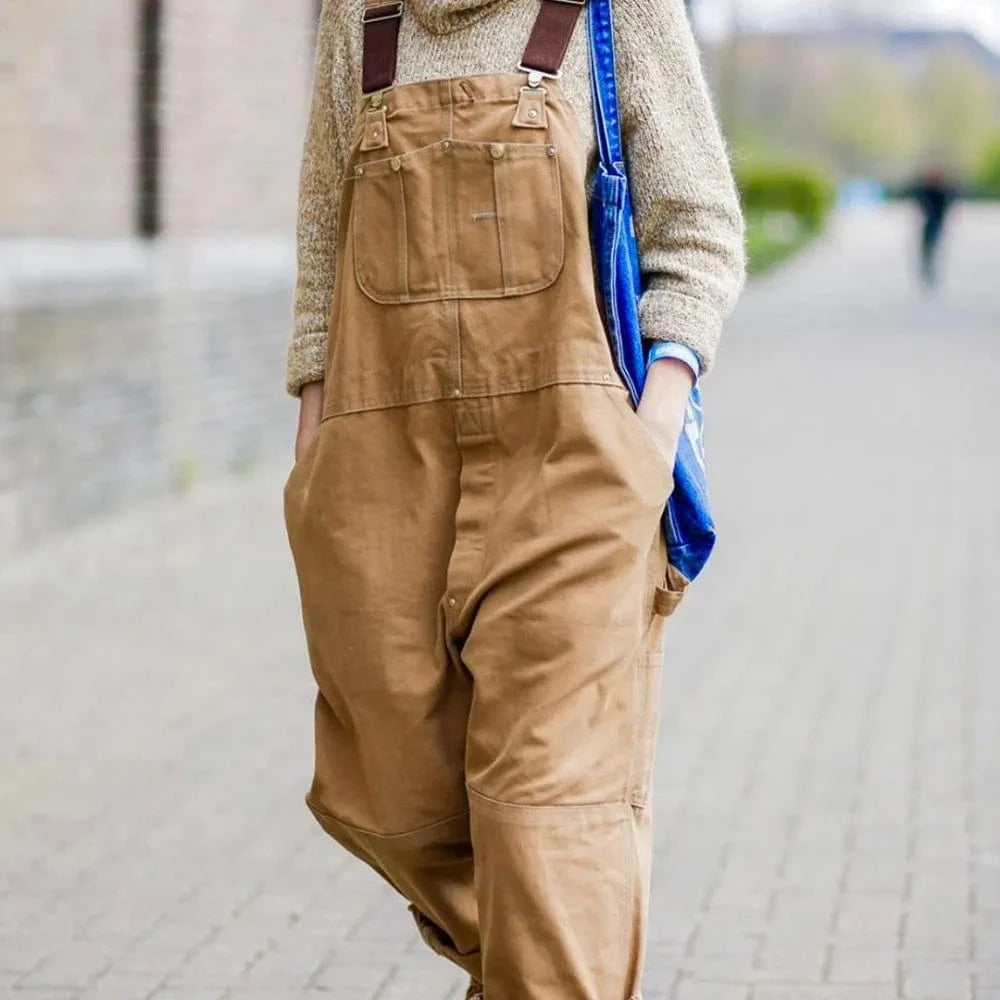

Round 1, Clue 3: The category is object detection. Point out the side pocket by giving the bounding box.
[606,386,675,499]
[283,426,323,525]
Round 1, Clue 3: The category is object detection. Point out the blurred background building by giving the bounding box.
[0,2,318,556]
[695,0,1000,178]
[709,22,1000,181]
[1,0,998,557]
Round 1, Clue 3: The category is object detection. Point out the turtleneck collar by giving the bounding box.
[407,0,515,34]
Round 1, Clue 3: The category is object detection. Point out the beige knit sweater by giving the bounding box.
[286,0,746,397]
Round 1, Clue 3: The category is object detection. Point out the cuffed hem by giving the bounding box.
[639,290,725,376]
[285,330,328,397]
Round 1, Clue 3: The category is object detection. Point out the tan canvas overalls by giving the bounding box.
[284,3,677,996]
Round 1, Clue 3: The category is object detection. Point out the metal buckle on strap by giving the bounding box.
[517,64,562,89]
[362,2,403,24]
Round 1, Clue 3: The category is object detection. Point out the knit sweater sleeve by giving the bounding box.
[286,1,353,397]
[616,0,746,374]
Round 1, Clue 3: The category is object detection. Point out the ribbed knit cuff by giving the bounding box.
[639,290,725,376]
[285,331,328,397]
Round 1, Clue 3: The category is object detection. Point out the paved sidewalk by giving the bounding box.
[2,204,999,999]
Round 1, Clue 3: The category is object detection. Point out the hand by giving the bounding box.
[295,380,325,463]
[635,358,694,471]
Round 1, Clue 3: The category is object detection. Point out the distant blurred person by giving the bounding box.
[905,170,958,289]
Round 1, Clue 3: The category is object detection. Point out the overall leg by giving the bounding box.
[284,401,482,978]
[451,385,672,1000]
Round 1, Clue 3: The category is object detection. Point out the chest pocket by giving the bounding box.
[350,139,565,304]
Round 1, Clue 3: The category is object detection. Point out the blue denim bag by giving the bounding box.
[588,0,716,584]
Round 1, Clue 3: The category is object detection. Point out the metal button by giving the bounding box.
[527,109,539,120]
[390,157,401,172]
[447,596,457,608]
[490,143,505,160]
[547,145,557,157]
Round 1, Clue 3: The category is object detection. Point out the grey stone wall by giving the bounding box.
[0,239,296,557]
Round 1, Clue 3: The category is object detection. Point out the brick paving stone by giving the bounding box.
[902,913,969,959]
[753,989,896,1000]
[378,964,467,1000]
[76,970,166,1000]
[901,958,973,999]
[309,958,393,995]
[975,915,1000,962]
[845,852,910,894]
[3,205,1000,999]
[674,982,751,1000]
[147,991,228,1000]
[3,991,80,1000]
[15,942,115,991]
[755,943,827,982]
[675,956,757,983]
[827,946,898,985]
[835,894,903,947]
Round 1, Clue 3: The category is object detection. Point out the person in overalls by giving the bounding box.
[284,2,745,997]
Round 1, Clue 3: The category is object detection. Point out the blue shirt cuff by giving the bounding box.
[645,341,701,382]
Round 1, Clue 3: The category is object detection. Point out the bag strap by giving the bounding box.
[521,0,588,81]
[587,0,624,168]
[362,1,404,95]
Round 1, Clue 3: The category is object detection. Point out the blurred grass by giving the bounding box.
[977,135,1000,198]
[745,209,820,275]
[738,158,837,275]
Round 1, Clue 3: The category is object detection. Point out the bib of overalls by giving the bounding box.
[321,71,622,418]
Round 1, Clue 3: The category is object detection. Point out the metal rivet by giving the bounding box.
[448,596,457,607]
[390,157,401,172]
[602,373,612,382]
[527,109,539,119]
[547,145,557,157]
[452,388,461,398]
[490,143,505,159]
[442,140,452,151]
[355,166,364,176]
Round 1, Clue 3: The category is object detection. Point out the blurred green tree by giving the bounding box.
[824,45,922,177]
[918,52,999,175]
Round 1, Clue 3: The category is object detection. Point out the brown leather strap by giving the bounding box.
[362,1,404,95]
[521,0,588,77]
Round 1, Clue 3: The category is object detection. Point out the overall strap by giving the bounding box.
[362,1,404,95]
[362,0,586,96]
[521,0,588,81]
